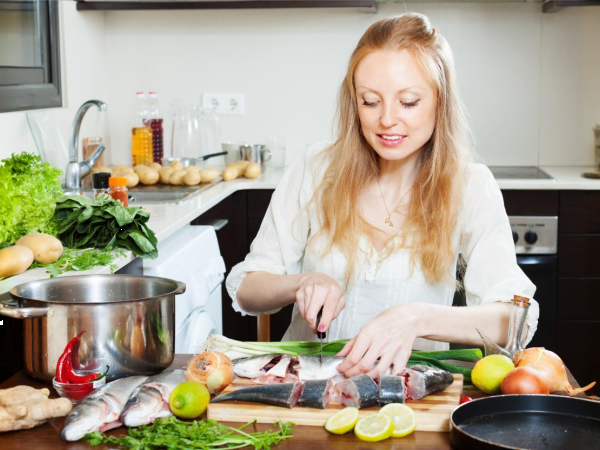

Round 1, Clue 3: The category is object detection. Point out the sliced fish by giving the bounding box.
[211,382,303,408]
[295,355,343,381]
[298,379,333,409]
[61,376,147,442]
[335,374,379,409]
[378,374,405,405]
[121,370,187,427]
[404,365,454,400]
[233,354,282,378]
[265,354,292,378]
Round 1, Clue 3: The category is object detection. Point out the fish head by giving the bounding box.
[121,386,164,427]
[61,399,108,442]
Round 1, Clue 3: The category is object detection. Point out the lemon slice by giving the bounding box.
[380,403,417,437]
[325,407,359,435]
[353,414,394,442]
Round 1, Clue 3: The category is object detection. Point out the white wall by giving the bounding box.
[1,2,599,168]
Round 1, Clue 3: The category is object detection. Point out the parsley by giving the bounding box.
[30,248,125,277]
[84,417,294,449]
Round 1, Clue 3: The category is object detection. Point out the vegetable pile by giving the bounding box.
[0,153,62,249]
[30,247,125,278]
[54,195,158,259]
[85,417,294,450]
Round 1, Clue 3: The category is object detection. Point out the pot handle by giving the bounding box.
[173,281,186,296]
[0,300,50,319]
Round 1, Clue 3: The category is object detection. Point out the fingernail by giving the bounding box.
[318,324,325,332]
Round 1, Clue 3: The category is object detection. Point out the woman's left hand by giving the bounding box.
[336,303,423,378]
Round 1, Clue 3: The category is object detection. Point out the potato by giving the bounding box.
[236,160,251,169]
[200,168,219,183]
[183,170,201,186]
[149,162,163,172]
[222,166,239,181]
[16,233,63,264]
[158,167,174,184]
[112,165,134,175]
[133,165,149,175]
[93,165,112,174]
[244,162,261,179]
[169,169,187,185]
[183,166,198,174]
[125,172,139,188]
[169,160,183,170]
[0,245,34,278]
[138,168,160,185]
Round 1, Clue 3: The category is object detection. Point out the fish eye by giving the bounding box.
[127,397,139,404]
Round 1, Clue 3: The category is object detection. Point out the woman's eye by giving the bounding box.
[401,99,421,109]
[362,100,378,107]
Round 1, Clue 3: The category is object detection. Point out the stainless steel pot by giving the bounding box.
[1,274,186,382]
[239,144,271,165]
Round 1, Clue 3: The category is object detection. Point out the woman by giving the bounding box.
[226,13,539,378]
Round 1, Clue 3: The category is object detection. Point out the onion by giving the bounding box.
[515,347,596,396]
[185,352,234,394]
[501,366,549,395]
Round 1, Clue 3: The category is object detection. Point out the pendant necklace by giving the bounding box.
[376,178,414,228]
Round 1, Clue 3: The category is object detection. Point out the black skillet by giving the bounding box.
[450,394,600,450]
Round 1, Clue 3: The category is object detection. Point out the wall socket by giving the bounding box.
[202,92,245,116]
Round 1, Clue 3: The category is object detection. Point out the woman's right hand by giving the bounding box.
[295,273,345,334]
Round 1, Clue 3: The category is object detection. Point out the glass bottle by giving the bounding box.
[131,92,153,166]
[92,172,111,200]
[109,176,128,206]
[147,91,164,164]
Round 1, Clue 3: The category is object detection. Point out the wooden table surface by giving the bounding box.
[0,355,585,450]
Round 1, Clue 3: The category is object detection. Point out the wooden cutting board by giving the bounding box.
[207,374,463,432]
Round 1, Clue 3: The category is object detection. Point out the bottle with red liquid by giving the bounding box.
[147,91,164,164]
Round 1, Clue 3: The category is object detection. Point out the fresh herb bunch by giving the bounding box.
[30,248,125,277]
[85,417,294,450]
[54,195,158,259]
[0,152,62,248]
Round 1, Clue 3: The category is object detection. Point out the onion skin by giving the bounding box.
[186,351,233,394]
[515,347,596,396]
[501,366,550,395]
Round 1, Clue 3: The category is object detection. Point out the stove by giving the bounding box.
[488,166,554,180]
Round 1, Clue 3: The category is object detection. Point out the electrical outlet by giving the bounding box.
[202,92,245,116]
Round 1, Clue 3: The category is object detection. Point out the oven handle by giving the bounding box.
[516,254,557,269]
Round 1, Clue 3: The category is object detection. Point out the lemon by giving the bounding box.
[354,414,394,442]
[324,406,359,435]
[169,381,210,419]
[380,403,417,437]
[472,354,515,395]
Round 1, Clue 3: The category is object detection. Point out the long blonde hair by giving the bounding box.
[313,13,473,288]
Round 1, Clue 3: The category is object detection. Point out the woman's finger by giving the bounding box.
[333,296,346,319]
[336,336,355,357]
[303,285,314,320]
[366,350,394,379]
[305,285,326,333]
[318,287,341,333]
[390,346,412,375]
[343,339,383,378]
[295,289,305,318]
[337,333,370,373]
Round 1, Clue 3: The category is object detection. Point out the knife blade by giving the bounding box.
[316,307,326,366]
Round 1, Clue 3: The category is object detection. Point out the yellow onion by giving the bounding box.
[515,347,595,396]
[501,366,549,395]
[185,352,233,394]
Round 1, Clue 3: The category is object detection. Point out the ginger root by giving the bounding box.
[0,386,72,432]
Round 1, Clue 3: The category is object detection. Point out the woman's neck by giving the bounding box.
[377,150,422,195]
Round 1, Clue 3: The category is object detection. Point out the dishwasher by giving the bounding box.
[143,225,226,354]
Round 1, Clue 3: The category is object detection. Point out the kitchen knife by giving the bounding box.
[316,307,326,366]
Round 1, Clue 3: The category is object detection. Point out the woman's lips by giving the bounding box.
[376,134,407,148]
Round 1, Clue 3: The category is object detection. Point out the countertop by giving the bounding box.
[1,164,599,298]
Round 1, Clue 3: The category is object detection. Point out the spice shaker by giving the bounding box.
[109,176,129,206]
[92,172,111,200]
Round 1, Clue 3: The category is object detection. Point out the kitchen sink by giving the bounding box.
[76,184,216,204]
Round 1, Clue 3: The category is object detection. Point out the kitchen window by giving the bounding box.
[0,0,61,113]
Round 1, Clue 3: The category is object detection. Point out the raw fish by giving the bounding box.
[295,355,344,381]
[378,374,405,405]
[211,382,303,408]
[335,374,379,409]
[233,354,282,378]
[404,364,454,400]
[298,379,333,409]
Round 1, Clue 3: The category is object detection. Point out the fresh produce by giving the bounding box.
[0,152,62,248]
[16,232,63,264]
[168,160,183,170]
[54,195,158,259]
[124,172,139,188]
[168,381,210,419]
[136,166,159,185]
[515,347,596,396]
[112,165,134,175]
[222,166,239,181]
[244,162,261,179]
[380,403,417,438]
[30,247,125,277]
[0,386,72,432]
[183,170,200,186]
[459,396,473,404]
[55,332,109,385]
[0,245,34,278]
[353,414,394,442]
[325,406,359,435]
[185,352,234,394]
[149,162,162,172]
[132,165,148,175]
[200,168,219,183]
[169,169,186,185]
[158,166,174,184]
[85,417,294,449]
[501,366,550,395]
[471,354,515,395]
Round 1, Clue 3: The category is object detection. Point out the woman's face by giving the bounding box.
[355,49,437,162]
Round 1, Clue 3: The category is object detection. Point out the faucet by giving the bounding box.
[64,100,108,195]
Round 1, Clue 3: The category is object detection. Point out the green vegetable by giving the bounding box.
[85,417,294,449]
[30,248,125,277]
[411,349,482,362]
[53,195,158,259]
[0,152,62,248]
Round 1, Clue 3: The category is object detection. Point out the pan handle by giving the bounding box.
[199,151,227,161]
[0,300,50,319]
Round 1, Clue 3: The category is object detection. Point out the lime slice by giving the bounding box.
[380,403,417,437]
[325,407,359,435]
[353,414,394,442]
[169,381,210,419]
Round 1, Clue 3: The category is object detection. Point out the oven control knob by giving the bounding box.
[525,230,538,245]
[512,231,518,244]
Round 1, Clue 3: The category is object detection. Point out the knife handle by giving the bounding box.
[316,307,326,340]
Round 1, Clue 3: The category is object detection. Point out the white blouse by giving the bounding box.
[226,142,539,351]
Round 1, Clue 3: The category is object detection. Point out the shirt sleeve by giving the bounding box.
[460,164,539,346]
[225,142,328,316]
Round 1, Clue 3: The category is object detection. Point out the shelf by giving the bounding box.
[76,0,376,11]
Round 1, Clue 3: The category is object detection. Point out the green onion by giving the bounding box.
[411,348,482,362]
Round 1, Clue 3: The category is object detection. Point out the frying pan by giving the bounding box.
[450,394,600,450]
[162,151,227,168]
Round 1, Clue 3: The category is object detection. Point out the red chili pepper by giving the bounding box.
[460,396,473,404]
[55,333,84,383]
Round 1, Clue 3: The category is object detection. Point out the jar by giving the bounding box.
[92,172,111,200]
[109,176,129,206]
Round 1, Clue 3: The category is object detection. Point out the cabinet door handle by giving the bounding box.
[208,219,229,231]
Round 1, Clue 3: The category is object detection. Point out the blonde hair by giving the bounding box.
[312,13,473,288]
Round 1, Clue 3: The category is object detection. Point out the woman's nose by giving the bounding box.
[380,102,401,128]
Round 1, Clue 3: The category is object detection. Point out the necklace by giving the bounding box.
[376,178,414,228]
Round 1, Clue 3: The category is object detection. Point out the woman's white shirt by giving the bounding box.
[226,142,539,351]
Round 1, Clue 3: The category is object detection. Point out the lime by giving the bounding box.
[472,354,515,395]
[324,407,359,435]
[169,381,210,419]
[379,403,417,437]
[354,414,394,442]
